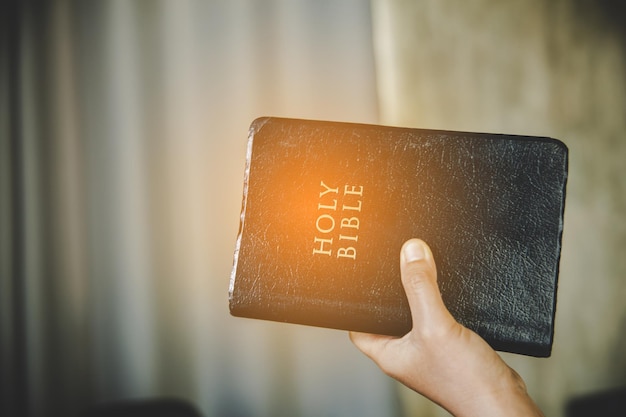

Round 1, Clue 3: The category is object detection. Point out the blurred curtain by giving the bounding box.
[8,2,625,417]
[1,1,399,417]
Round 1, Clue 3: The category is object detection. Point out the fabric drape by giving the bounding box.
[1,1,393,417]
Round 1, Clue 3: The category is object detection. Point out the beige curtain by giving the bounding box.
[4,1,626,417]
[2,1,397,417]
[372,0,626,416]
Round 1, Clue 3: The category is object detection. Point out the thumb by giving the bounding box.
[400,239,451,329]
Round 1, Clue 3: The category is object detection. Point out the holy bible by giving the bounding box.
[229,117,568,357]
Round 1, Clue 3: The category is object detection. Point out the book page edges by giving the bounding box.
[229,119,269,304]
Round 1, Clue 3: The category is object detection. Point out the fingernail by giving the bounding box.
[404,240,425,263]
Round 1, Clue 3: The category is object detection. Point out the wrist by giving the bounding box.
[446,367,543,417]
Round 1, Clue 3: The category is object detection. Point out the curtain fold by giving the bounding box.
[1,1,394,417]
[1,2,27,416]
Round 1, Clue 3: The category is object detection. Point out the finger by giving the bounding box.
[400,239,449,327]
[349,331,396,361]
[350,331,410,380]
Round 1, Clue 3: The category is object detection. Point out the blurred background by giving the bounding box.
[1,1,625,416]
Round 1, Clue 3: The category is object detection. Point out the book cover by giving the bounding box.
[229,117,568,357]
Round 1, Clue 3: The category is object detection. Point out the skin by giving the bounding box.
[350,239,544,417]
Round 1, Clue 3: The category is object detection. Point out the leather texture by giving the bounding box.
[230,117,568,357]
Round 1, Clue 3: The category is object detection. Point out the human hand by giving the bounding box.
[350,239,544,417]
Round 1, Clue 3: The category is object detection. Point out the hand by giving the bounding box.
[350,239,544,417]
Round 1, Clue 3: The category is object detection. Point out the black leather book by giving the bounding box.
[229,117,568,357]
